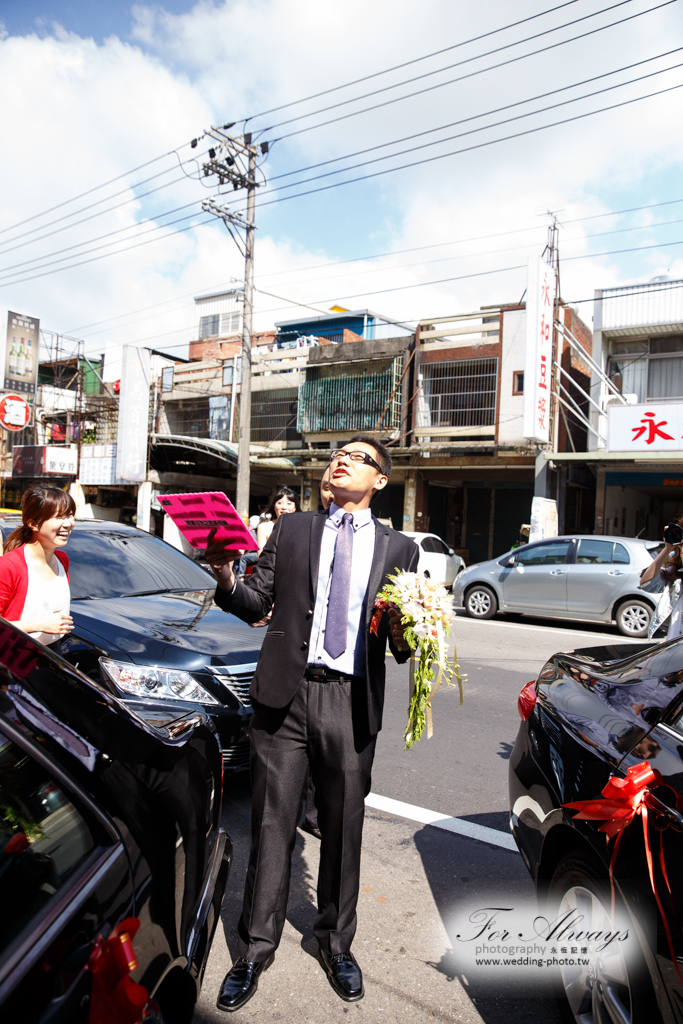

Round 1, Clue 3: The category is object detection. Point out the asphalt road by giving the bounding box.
[193,610,641,1024]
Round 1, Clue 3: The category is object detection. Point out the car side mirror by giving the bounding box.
[507,555,517,567]
[448,548,455,556]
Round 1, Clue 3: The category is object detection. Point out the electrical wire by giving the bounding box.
[262,59,683,198]
[243,0,583,123]
[256,79,683,209]
[4,53,674,278]
[0,140,203,239]
[264,0,673,141]
[268,47,682,184]
[8,51,673,278]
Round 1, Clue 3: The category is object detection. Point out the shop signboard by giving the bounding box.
[608,402,683,452]
[116,346,151,483]
[522,258,556,444]
[12,445,78,477]
[0,393,31,432]
[4,310,39,395]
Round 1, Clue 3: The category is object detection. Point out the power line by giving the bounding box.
[243,0,583,123]
[268,47,682,184]
[5,53,675,280]
[256,79,683,209]
[0,140,201,239]
[263,58,683,198]
[10,51,674,280]
[266,0,672,141]
[0,157,210,258]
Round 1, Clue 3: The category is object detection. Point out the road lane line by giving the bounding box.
[454,618,645,642]
[365,793,518,852]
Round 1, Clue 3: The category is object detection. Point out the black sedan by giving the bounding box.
[0,617,229,1022]
[0,517,263,771]
[510,635,683,1024]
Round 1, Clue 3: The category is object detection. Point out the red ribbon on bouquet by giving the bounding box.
[369,597,393,636]
[564,760,683,986]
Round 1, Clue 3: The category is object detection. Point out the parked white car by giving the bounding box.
[401,531,465,588]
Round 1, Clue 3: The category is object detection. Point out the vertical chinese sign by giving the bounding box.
[522,257,557,444]
[116,346,151,482]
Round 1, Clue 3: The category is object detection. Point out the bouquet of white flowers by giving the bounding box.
[370,570,465,748]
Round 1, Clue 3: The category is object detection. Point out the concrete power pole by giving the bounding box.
[236,146,256,519]
[201,128,266,520]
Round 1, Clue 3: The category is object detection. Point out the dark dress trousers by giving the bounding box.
[214,509,419,959]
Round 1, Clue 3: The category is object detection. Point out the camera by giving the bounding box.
[664,521,683,545]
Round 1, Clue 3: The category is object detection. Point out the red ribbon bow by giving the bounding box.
[564,760,683,985]
[369,597,392,636]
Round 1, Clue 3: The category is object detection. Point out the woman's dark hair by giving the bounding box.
[5,482,76,552]
[262,485,300,521]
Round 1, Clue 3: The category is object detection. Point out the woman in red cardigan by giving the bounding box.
[0,482,76,645]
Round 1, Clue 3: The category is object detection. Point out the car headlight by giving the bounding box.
[99,658,220,705]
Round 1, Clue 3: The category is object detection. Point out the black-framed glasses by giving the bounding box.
[329,448,383,473]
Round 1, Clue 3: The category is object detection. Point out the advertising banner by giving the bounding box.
[13,445,78,477]
[5,311,39,395]
[529,497,558,543]
[523,258,556,444]
[608,402,683,452]
[116,346,150,483]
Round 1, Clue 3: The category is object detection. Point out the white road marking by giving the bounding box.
[365,792,518,852]
[455,618,645,642]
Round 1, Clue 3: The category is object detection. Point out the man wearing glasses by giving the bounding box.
[207,434,418,1012]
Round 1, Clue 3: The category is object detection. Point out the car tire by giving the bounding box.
[547,851,659,1024]
[464,584,497,619]
[615,598,652,638]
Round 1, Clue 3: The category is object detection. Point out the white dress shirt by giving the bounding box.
[309,503,376,676]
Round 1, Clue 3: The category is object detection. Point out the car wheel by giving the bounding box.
[547,852,658,1024]
[464,584,497,619]
[615,599,652,638]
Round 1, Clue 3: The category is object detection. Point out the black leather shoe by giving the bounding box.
[216,954,274,1012]
[319,949,364,1002]
[299,821,322,840]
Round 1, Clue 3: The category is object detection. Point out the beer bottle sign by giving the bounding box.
[3,311,39,394]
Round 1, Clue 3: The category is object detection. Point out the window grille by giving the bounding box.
[297,357,403,433]
[250,389,301,443]
[419,357,497,428]
[607,336,683,401]
[199,314,220,339]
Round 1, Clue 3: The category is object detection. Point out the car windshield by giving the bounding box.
[64,528,213,600]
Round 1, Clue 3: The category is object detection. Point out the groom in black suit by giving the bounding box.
[207,434,419,1012]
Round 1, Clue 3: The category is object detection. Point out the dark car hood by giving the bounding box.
[71,588,264,670]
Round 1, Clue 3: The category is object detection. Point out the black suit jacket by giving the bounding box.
[214,510,419,734]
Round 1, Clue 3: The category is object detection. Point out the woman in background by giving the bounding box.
[256,485,300,550]
[0,482,75,644]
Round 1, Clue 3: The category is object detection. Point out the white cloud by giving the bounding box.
[0,0,680,354]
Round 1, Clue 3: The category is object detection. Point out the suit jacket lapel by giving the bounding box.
[365,517,390,628]
[308,510,328,599]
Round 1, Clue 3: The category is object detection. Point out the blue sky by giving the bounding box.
[0,0,682,356]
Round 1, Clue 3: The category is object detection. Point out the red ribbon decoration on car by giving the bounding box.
[88,917,156,1024]
[564,760,683,986]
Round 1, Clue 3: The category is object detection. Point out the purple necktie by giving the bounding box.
[324,513,354,660]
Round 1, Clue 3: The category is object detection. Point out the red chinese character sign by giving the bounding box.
[522,257,556,444]
[0,393,31,432]
[608,402,683,452]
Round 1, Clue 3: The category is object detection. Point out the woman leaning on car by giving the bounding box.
[0,482,75,645]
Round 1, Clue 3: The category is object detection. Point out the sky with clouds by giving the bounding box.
[0,0,682,359]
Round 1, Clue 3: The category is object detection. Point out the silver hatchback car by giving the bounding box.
[453,535,663,637]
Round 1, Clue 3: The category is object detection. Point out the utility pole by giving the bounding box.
[201,127,267,520]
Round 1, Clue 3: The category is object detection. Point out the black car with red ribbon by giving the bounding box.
[510,635,683,1024]
[0,617,231,1023]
